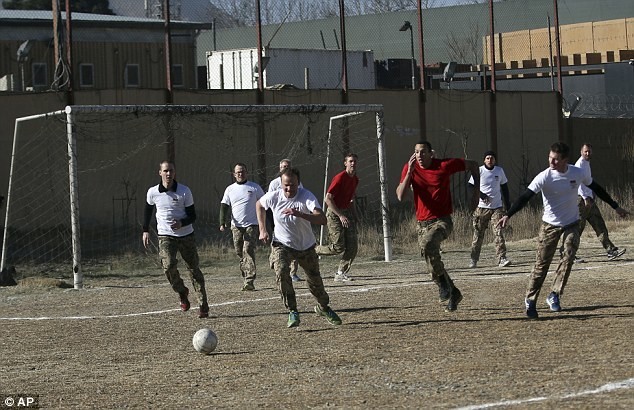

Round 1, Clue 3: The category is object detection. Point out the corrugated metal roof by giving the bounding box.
[0,9,208,27]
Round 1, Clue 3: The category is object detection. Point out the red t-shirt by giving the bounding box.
[400,158,466,221]
[327,170,359,210]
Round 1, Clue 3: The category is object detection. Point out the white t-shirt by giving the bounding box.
[575,156,594,199]
[528,165,592,227]
[468,165,508,209]
[221,181,265,227]
[258,187,321,251]
[146,182,195,237]
[268,176,303,192]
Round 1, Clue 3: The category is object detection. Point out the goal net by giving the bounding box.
[1,104,391,288]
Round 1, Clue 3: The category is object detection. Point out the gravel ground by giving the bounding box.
[1,226,633,409]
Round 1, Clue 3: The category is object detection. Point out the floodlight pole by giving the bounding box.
[399,21,416,90]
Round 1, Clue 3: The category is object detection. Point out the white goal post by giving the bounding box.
[1,104,392,289]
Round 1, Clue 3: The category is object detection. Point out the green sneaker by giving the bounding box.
[314,305,342,326]
[287,311,300,328]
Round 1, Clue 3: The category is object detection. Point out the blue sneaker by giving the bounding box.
[525,298,538,319]
[287,310,300,328]
[546,292,562,312]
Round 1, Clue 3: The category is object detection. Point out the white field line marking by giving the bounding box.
[571,260,634,271]
[0,281,424,321]
[1,259,631,321]
[454,377,634,410]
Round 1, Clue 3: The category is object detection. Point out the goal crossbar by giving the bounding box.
[65,104,385,115]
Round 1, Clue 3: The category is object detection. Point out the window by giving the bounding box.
[125,64,140,87]
[79,64,94,87]
[172,64,184,87]
[32,63,47,87]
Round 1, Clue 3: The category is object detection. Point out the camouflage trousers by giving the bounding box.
[417,216,457,295]
[315,208,358,274]
[470,207,507,262]
[158,234,208,306]
[269,242,330,312]
[231,225,258,285]
[578,196,616,253]
[268,209,298,276]
[526,221,580,302]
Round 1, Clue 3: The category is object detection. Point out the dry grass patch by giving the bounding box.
[18,277,73,288]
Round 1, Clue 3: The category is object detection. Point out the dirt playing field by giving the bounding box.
[1,225,633,409]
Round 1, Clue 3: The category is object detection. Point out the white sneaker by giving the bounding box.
[498,257,511,267]
[607,248,626,260]
[334,272,352,282]
[468,259,477,269]
[573,256,585,264]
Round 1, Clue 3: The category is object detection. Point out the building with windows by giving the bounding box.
[0,10,208,92]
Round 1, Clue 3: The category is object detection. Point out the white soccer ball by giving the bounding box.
[192,328,218,354]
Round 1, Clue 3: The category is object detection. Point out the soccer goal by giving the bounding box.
[1,104,391,289]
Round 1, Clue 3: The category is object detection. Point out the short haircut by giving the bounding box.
[416,141,433,152]
[281,167,301,183]
[233,162,247,171]
[159,160,175,169]
[550,142,570,159]
[279,158,291,166]
[344,152,358,161]
[581,143,593,149]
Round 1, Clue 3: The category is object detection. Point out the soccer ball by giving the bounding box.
[192,328,218,354]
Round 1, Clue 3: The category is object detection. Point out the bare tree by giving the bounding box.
[366,0,415,13]
[444,21,482,64]
[212,0,256,26]
[211,0,482,26]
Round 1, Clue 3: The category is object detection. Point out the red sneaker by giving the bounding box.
[198,303,209,319]
[179,288,190,312]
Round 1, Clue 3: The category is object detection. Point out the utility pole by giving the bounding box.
[65,0,74,105]
[163,0,175,162]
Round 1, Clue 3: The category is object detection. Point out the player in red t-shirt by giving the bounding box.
[397,141,480,312]
[316,153,360,282]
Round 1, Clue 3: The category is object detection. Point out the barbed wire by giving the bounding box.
[566,93,634,119]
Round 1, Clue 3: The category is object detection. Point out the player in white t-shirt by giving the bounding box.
[570,143,626,261]
[268,159,304,193]
[498,142,628,319]
[220,163,265,291]
[467,151,512,268]
[142,161,209,319]
[267,158,304,282]
[256,167,342,328]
